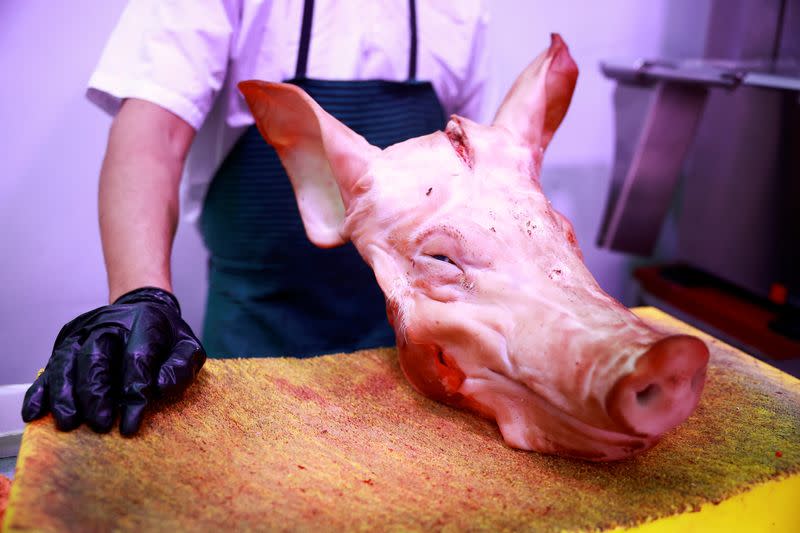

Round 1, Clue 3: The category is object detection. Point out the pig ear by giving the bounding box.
[238,81,380,247]
[492,33,578,153]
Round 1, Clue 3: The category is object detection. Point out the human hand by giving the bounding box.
[21,287,206,435]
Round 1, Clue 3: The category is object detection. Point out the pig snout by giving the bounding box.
[607,335,709,438]
[393,284,711,460]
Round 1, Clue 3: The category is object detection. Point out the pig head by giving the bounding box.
[239,34,709,461]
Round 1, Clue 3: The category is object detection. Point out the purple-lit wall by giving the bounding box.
[0,0,710,385]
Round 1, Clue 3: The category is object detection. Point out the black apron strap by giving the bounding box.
[408,0,418,80]
[295,0,315,79]
[294,0,419,81]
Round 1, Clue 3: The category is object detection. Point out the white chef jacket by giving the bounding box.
[87,0,489,222]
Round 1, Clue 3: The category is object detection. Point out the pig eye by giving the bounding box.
[431,254,456,265]
[421,253,462,276]
[419,253,462,273]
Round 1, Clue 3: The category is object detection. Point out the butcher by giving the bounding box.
[21,0,489,435]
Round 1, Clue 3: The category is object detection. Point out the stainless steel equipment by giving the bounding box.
[598,0,800,359]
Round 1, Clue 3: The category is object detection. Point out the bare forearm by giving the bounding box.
[99,99,195,303]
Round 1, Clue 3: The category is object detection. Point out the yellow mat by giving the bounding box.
[4,308,799,532]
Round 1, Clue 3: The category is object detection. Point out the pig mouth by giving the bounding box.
[401,340,665,461]
[470,367,658,461]
[422,344,658,461]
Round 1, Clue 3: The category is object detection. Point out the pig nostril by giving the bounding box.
[635,383,661,407]
[609,334,709,437]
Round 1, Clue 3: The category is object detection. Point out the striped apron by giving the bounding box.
[200,0,446,358]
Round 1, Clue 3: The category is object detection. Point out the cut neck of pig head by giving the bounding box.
[239,34,709,461]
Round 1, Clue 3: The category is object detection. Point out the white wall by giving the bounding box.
[0,0,208,385]
[0,0,710,385]
[486,1,711,302]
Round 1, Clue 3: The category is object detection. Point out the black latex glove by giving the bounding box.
[21,287,206,436]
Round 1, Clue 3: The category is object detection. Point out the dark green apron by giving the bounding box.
[200,0,446,358]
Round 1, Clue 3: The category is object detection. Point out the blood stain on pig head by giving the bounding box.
[445,120,474,169]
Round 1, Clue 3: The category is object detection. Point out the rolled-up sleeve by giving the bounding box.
[87,0,236,130]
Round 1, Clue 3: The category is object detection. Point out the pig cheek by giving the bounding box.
[397,342,491,419]
[398,343,455,401]
[395,311,483,414]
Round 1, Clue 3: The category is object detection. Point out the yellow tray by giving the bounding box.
[4,308,799,532]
